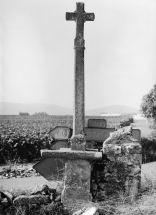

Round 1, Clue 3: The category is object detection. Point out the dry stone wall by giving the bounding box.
[0,184,69,215]
[90,126,142,201]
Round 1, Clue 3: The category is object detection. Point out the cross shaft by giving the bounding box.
[66,2,95,137]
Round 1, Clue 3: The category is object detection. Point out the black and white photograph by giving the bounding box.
[0,0,156,214]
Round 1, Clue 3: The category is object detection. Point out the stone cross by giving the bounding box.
[66,2,95,136]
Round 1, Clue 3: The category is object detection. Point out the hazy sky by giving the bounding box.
[0,0,156,109]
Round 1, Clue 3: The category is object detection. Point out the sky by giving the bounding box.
[0,0,156,110]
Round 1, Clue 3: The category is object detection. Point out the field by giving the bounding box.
[0,114,133,164]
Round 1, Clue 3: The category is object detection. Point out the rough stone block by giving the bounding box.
[125,176,141,202]
[104,126,138,145]
[61,159,92,210]
[13,195,50,206]
[41,148,102,160]
[121,143,142,154]
[103,142,142,156]
[99,126,142,200]
[129,154,142,166]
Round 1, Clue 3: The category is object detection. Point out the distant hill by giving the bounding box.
[0,103,139,115]
[85,105,139,116]
[0,102,72,115]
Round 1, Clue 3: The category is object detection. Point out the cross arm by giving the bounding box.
[66,12,77,21]
[84,13,95,22]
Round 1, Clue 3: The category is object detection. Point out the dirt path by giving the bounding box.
[0,176,63,193]
[0,162,63,191]
[0,162,156,191]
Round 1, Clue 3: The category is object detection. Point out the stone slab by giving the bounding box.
[41,148,102,160]
[61,159,92,211]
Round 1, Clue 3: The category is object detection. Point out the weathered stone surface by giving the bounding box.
[129,166,141,177]
[103,143,142,156]
[13,195,50,205]
[66,3,95,137]
[125,176,141,202]
[31,184,55,196]
[121,143,142,154]
[89,126,142,201]
[129,154,142,166]
[41,148,102,160]
[103,126,138,145]
[102,127,142,158]
[70,134,86,150]
[62,160,92,211]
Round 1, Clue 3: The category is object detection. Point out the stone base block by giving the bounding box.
[41,148,102,160]
[61,159,92,211]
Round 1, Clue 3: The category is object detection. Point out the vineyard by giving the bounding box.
[0,114,133,164]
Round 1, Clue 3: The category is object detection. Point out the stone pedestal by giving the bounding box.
[41,148,102,213]
[61,159,91,211]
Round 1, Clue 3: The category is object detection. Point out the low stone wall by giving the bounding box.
[0,184,69,215]
[90,126,142,202]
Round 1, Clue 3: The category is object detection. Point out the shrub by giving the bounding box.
[141,137,156,163]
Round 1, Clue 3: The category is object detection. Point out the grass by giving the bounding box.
[114,171,156,215]
[115,190,156,215]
